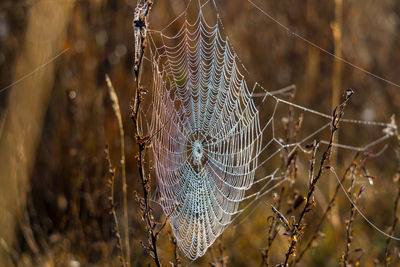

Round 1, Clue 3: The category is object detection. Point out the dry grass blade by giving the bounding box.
[105,74,130,267]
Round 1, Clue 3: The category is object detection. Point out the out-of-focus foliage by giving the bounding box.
[0,0,399,266]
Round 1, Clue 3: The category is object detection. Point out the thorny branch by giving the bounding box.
[280,90,353,266]
[132,1,162,266]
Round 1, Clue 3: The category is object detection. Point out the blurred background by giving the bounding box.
[0,0,399,266]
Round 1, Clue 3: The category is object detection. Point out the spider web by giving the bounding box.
[139,0,397,260]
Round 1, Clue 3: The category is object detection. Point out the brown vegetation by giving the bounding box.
[0,0,400,266]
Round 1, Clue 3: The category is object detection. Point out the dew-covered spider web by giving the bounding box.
[136,0,399,260]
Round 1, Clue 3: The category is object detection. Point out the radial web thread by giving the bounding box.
[150,11,262,259]
[145,0,396,260]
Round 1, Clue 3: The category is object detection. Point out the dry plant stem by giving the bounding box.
[282,92,351,266]
[105,75,130,267]
[295,153,361,264]
[331,0,343,164]
[342,168,357,266]
[261,186,285,266]
[132,1,162,266]
[168,230,182,267]
[332,0,343,110]
[385,129,400,266]
[260,217,277,267]
[384,179,400,265]
[209,238,228,267]
[342,183,365,266]
[262,107,300,266]
[282,140,319,266]
[105,146,127,267]
[329,0,344,233]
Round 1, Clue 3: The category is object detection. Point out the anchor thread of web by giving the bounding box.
[146,0,397,260]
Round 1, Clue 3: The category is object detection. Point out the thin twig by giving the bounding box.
[281,90,353,266]
[262,104,301,266]
[295,152,362,264]
[105,74,130,267]
[384,177,400,267]
[281,140,319,267]
[132,1,162,266]
[209,238,228,267]
[261,186,285,266]
[384,128,400,267]
[342,182,365,267]
[168,229,182,267]
[105,145,127,267]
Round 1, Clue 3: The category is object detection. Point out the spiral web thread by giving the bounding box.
[145,0,397,260]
